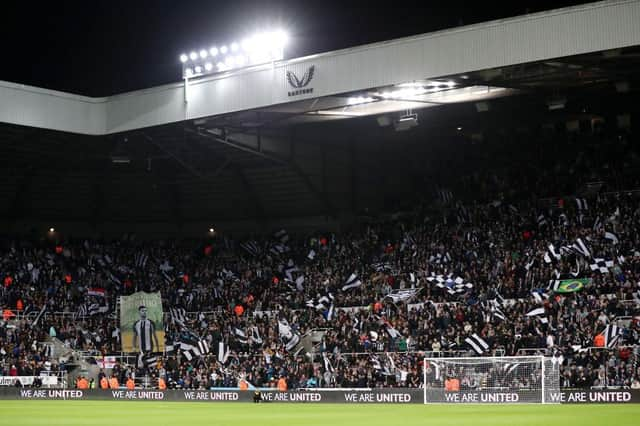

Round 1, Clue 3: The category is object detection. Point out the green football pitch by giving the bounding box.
[2,401,639,426]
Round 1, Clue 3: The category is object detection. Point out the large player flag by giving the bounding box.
[120,291,165,353]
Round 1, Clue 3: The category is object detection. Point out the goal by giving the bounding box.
[423,356,560,404]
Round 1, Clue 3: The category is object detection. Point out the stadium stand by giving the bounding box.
[1,126,639,390]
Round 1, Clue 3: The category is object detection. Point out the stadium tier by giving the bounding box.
[0,3,639,418]
[1,125,639,392]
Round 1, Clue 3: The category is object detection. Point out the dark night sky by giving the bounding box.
[1,0,593,96]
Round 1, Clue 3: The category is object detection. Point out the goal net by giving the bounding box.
[423,356,560,404]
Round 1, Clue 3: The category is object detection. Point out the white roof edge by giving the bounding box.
[0,79,107,103]
[1,0,638,135]
[10,0,629,102]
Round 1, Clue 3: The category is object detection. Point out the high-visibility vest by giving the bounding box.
[77,379,89,389]
[277,378,287,392]
[239,380,248,390]
[109,377,119,389]
[158,378,166,390]
[126,379,135,390]
[100,377,109,389]
[594,334,605,347]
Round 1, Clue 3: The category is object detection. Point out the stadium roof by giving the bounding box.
[0,0,639,135]
[0,0,638,236]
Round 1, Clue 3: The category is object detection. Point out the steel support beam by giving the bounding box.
[187,127,336,218]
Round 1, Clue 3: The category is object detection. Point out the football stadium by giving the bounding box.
[1,1,640,424]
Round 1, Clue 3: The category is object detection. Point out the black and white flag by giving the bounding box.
[537,214,547,228]
[342,273,362,291]
[137,352,158,369]
[240,241,260,257]
[306,292,334,312]
[234,328,249,344]
[465,333,490,355]
[385,288,420,304]
[278,320,301,352]
[575,198,588,210]
[572,238,591,258]
[426,275,473,295]
[601,324,621,348]
[197,339,210,355]
[604,232,619,245]
[437,189,453,203]
[134,253,148,269]
[590,258,613,274]
[322,352,334,373]
[170,307,187,327]
[544,244,561,264]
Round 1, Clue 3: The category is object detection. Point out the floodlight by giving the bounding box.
[217,62,226,70]
[447,81,456,88]
[225,56,234,67]
[185,68,194,77]
[274,30,288,47]
[49,227,55,233]
[204,62,213,71]
[236,55,247,66]
[189,51,198,60]
[199,49,208,59]
[209,47,218,57]
[195,66,202,74]
[209,228,215,233]
[180,54,188,63]
[241,38,253,52]
[220,45,228,54]
[231,42,239,52]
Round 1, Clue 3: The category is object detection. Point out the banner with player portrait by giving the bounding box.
[120,291,164,353]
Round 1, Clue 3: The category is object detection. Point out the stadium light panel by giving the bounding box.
[185,67,193,77]
[49,227,55,233]
[209,228,215,233]
[180,29,288,78]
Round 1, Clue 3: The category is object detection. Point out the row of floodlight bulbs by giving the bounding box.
[180,30,288,77]
[347,81,457,105]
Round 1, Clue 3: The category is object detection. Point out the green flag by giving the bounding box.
[552,278,589,293]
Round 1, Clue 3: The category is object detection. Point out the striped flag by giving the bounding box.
[197,339,210,355]
[465,333,490,355]
[601,324,621,348]
[170,307,187,327]
[604,232,619,245]
[137,352,157,369]
[575,198,588,210]
[134,253,148,269]
[240,241,260,257]
[341,273,362,291]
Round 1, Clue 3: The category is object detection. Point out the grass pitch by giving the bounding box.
[2,401,639,426]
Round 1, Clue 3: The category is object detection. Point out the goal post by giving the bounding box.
[422,356,560,404]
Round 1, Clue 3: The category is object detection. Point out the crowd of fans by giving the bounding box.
[1,127,639,391]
